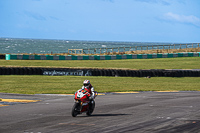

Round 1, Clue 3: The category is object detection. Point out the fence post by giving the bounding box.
[186,44,188,52]
[174,44,175,49]
[147,46,148,51]
[180,44,181,49]
[192,43,193,48]
[163,45,164,50]
[198,43,199,48]
[118,47,119,53]
[141,46,142,51]
[135,46,137,51]
[106,48,107,54]
[124,47,125,52]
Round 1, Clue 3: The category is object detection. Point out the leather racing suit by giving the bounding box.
[82,84,95,100]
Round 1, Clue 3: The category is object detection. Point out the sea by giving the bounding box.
[0,38,177,54]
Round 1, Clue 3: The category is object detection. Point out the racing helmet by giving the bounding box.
[83,80,90,87]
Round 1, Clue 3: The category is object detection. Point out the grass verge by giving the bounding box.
[1,57,200,70]
[0,75,200,94]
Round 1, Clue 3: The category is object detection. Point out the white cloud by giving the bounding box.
[164,12,200,27]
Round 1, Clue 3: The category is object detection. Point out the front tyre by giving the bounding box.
[86,101,95,116]
[71,103,80,117]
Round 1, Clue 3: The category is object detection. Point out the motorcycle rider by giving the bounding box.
[82,80,95,101]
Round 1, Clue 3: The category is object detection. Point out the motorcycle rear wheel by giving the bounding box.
[71,103,80,117]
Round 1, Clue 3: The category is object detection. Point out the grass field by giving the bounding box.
[0,57,200,94]
[0,75,200,94]
[0,57,200,69]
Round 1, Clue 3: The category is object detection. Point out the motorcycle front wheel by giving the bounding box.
[71,103,80,117]
[86,101,95,116]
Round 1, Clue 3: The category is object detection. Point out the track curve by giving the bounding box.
[0,92,200,133]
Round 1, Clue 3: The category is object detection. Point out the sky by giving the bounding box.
[0,0,200,43]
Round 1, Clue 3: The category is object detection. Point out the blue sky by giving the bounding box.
[0,0,200,43]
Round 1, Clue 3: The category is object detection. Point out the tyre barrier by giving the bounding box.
[0,54,5,59]
[0,67,44,75]
[0,67,200,77]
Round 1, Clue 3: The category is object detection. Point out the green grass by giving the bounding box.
[0,75,200,94]
[0,57,200,94]
[1,57,200,69]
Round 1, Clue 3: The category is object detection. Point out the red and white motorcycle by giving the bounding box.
[71,88,98,117]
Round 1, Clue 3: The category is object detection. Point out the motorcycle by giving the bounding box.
[71,88,98,117]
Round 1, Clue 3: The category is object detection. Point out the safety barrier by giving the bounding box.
[0,54,5,59]
[0,67,200,77]
[5,52,200,60]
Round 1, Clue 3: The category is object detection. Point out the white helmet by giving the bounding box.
[83,80,90,87]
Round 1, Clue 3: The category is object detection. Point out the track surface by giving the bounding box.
[1,92,200,133]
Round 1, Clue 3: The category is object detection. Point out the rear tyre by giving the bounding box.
[71,103,80,117]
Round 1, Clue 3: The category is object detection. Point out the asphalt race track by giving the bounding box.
[1,92,200,133]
